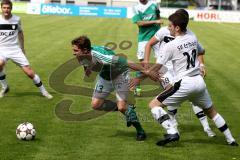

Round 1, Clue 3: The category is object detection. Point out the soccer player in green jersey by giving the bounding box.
[132,0,162,96]
[71,35,146,141]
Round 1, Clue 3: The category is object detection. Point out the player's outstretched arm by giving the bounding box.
[144,63,162,82]
[144,36,159,69]
[197,43,206,77]
[136,19,163,27]
[198,54,206,77]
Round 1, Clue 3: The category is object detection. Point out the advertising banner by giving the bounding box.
[40,4,127,18]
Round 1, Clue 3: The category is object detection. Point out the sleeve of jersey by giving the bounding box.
[197,42,205,55]
[154,29,164,41]
[155,2,160,15]
[94,52,115,65]
[18,19,23,32]
[132,7,141,23]
[156,44,172,65]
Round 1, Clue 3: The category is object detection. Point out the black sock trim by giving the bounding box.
[168,109,177,115]
[157,80,181,102]
[196,111,206,119]
[35,81,42,87]
[158,114,170,124]
[0,74,6,80]
[218,123,228,132]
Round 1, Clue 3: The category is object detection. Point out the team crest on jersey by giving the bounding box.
[12,25,16,30]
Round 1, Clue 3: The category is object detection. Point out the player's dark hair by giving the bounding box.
[1,0,12,8]
[168,12,188,32]
[175,9,189,24]
[71,35,91,52]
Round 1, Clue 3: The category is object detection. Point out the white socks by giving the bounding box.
[167,106,178,128]
[33,74,46,94]
[212,113,235,143]
[0,71,8,89]
[151,107,178,134]
[192,104,211,131]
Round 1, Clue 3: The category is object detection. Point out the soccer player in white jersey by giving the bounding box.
[143,9,216,137]
[0,0,52,99]
[132,0,162,96]
[143,12,238,146]
[71,35,146,141]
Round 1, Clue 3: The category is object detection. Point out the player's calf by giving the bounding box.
[125,105,146,141]
[205,106,238,146]
[0,71,9,98]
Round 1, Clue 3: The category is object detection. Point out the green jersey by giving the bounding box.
[80,46,128,80]
[132,0,160,42]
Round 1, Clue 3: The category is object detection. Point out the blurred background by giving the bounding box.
[12,0,240,10]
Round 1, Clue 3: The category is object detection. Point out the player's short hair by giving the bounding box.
[71,35,91,52]
[1,0,12,8]
[175,9,189,23]
[168,12,188,32]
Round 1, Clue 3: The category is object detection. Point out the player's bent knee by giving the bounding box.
[22,66,35,79]
[91,100,103,110]
[117,106,127,113]
[0,59,5,69]
[149,98,160,109]
[203,105,217,119]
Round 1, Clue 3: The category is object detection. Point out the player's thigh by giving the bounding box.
[0,57,6,70]
[158,80,189,108]
[92,76,114,100]
[190,76,213,110]
[9,47,30,67]
[0,51,8,69]
[114,71,130,102]
[149,97,163,108]
[191,88,213,110]
[137,41,148,60]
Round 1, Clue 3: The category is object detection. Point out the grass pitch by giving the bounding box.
[0,14,240,160]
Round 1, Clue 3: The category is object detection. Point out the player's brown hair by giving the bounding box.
[71,35,91,52]
[168,12,188,32]
[1,0,12,9]
[175,9,189,24]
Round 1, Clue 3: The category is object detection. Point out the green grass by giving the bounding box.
[0,14,240,159]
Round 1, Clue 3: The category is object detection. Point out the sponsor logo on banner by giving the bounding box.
[195,11,220,22]
[41,4,78,15]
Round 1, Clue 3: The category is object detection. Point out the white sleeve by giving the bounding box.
[156,43,172,65]
[154,28,166,41]
[18,18,22,32]
[197,42,205,54]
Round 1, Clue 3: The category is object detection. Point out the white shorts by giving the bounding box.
[93,71,129,101]
[157,75,213,109]
[0,46,30,67]
[137,41,160,60]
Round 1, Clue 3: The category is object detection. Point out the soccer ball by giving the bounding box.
[16,122,36,140]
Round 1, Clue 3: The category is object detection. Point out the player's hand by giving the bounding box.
[143,69,159,82]
[200,64,206,78]
[129,78,141,90]
[85,68,92,77]
[143,61,150,69]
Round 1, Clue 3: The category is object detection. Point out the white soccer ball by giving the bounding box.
[16,122,36,140]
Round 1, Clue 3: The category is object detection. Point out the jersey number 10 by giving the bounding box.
[183,49,197,70]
